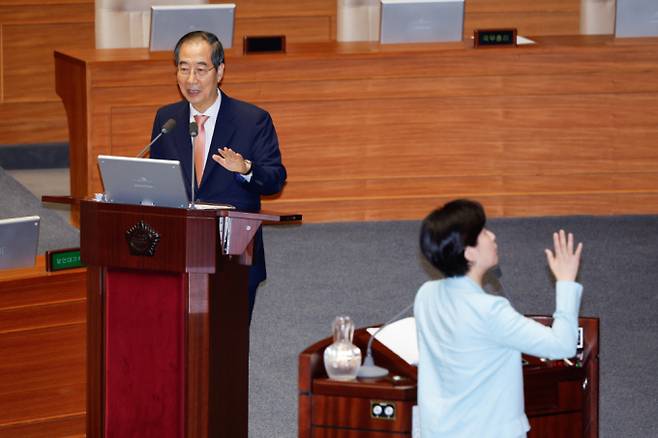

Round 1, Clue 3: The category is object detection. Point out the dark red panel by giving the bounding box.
[104,269,185,438]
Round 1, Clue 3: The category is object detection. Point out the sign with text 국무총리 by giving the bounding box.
[474,29,517,48]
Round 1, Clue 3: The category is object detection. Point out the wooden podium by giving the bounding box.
[299,317,599,438]
[80,199,296,438]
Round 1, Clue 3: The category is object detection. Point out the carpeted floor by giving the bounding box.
[0,166,79,252]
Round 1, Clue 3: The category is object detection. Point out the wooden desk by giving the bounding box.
[299,317,599,437]
[55,37,658,224]
[0,257,87,437]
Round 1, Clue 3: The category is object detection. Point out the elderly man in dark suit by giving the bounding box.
[150,30,287,320]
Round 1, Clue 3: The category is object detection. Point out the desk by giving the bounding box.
[299,317,599,437]
[0,257,86,436]
[55,37,658,224]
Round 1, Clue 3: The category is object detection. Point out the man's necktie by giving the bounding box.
[193,114,209,185]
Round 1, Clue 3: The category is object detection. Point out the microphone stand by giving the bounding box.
[189,122,198,209]
[357,302,414,379]
[135,119,176,158]
[135,131,165,158]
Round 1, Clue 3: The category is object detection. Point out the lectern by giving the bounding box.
[299,317,599,437]
[80,199,296,438]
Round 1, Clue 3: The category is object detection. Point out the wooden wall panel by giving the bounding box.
[56,36,658,222]
[3,22,94,102]
[465,12,579,36]
[220,0,337,45]
[465,0,580,36]
[248,38,658,220]
[0,0,335,146]
[0,0,583,146]
[228,0,336,18]
[0,100,70,145]
[0,260,86,437]
[0,1,93,145]
[233,16,333,52]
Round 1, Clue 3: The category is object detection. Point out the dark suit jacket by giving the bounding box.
[150,90,286,287]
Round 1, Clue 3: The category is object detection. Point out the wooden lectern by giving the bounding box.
[299,317,599,438]
[80,199,297,438]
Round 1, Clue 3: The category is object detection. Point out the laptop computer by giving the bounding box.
[149,3,236,51]
[380,0,464,44]
[98,155,190,208]
[615,0,658,37]
[0,216,40,270]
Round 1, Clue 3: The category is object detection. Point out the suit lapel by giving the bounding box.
[199,91,237,188]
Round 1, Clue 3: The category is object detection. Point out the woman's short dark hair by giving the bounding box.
[420,199,486,277]
[174,30,224,68]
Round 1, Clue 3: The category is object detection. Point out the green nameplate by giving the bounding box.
[46,248,84,271]
[474,29,517,48]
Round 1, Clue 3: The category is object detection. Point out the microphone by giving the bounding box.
[189,121,198,208]
[135,118,176,158]
[357,302,414,379]
[485,265,508,298]
[189,121,198,137]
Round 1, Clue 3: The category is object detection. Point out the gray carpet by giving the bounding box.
[0,166,79,253]
[3,167,656,436]
[252,217,658,438]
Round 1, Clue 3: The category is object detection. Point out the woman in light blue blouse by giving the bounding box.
[414,199,583,437]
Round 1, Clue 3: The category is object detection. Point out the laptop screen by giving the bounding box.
[149,4,236,51]
[98,155,190,209]
[380,0,464,44]
[0,216,40,270]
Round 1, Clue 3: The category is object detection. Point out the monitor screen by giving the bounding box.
[380,0,464,44]
[149,3,236,51]
[615,0,658,37]
[0,216,40,270]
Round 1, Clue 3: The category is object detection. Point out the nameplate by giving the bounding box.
[243,35,286,54]
[474,29,517,48]
[46,248,84,271]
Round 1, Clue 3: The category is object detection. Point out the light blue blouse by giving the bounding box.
[414,276,583,437]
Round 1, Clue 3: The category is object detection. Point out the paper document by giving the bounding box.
[367,317,419,365]
[192,203,235,210]
[516,35,536,45]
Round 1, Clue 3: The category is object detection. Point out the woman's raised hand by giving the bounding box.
[545,230,583,282]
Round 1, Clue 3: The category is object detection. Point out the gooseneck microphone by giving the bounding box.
[357,302,415,379]
[189,121,199,208]
[135,118,176,158]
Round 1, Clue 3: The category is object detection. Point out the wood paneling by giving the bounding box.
[0,0,94,144]
[0,101,69,147]
[0,0,584,146]
[465,0,580,36]
[4,22,94,102]
[233,16,333,52]
[227,0,336,17]
[56,36,658,222]
[0,258,86,437]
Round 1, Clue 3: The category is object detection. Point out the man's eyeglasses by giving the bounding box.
[177,65,216,78]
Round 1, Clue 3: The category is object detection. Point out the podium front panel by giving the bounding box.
[104,269,186,437]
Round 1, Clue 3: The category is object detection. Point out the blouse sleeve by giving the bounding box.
[486,281,583,359]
